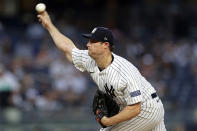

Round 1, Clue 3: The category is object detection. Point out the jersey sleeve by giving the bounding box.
[121,61,143,105]
[72,48,90,72]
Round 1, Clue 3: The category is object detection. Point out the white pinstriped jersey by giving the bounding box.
[72,48,166,131]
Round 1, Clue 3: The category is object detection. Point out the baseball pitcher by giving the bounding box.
[37,10,166,131]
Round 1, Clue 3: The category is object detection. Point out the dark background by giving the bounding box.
[0,0,197,131]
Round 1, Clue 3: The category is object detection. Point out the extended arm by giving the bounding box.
[101,102,141,126]
[37,11,76,63]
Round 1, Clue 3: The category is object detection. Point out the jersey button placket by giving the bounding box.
[100,72,106,92]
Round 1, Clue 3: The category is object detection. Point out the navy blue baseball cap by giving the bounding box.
[82,27,114,45]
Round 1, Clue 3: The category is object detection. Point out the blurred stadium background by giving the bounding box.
[0,0,197,131]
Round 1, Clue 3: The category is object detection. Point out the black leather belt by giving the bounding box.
[151,93,157,99]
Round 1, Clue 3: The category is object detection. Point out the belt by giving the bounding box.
[151,93,157,99]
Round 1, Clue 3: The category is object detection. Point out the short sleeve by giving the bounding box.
[72,48,90,72]
[121,61,143,105]
[123,79,142,105]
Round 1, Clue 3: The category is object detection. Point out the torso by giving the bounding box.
[72,48,157,108]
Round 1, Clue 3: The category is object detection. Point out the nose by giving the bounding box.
[87,42,90,48]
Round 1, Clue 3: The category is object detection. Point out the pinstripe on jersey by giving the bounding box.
[72,48,166,131]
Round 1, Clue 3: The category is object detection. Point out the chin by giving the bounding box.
[88,51,92,57]
[88,51,95,59]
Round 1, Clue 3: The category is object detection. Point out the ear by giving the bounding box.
[104,42,110,49]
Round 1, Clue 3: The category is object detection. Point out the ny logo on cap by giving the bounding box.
[92,28,97,33]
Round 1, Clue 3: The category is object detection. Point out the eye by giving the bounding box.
[90,40,98,43]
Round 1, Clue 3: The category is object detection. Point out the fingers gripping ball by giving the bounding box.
[35,3,46,13]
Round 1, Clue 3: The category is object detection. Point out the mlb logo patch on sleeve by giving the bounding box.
[130,90,141,97]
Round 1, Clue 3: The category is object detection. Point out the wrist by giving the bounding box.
[101,116,111,126]
[47,22,55,31]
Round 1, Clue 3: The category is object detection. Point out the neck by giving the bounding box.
[95,52,112,71]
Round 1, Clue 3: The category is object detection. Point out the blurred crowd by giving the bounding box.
[0,20,92,111]
[0,0,197,130]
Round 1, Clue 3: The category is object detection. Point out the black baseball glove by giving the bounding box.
[92,89,120,128]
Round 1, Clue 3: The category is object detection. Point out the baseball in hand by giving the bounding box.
[35,3,46,13]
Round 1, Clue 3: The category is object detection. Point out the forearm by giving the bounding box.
[47,23,76,54]
[102,102,141,126]
[37,11,76,63]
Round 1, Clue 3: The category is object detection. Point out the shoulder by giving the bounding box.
[112,54,135,71]
[72,48,93,61]
[72,48,95,72]
[72,48,88,56]
[112,54,140,78]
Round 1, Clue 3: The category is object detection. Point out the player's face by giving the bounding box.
[87,40,106,58]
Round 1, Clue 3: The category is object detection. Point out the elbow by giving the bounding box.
[127,102,141,120]
[132,102,141,117]
[135,103,141,116]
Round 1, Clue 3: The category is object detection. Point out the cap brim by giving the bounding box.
[82,33,92,39]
